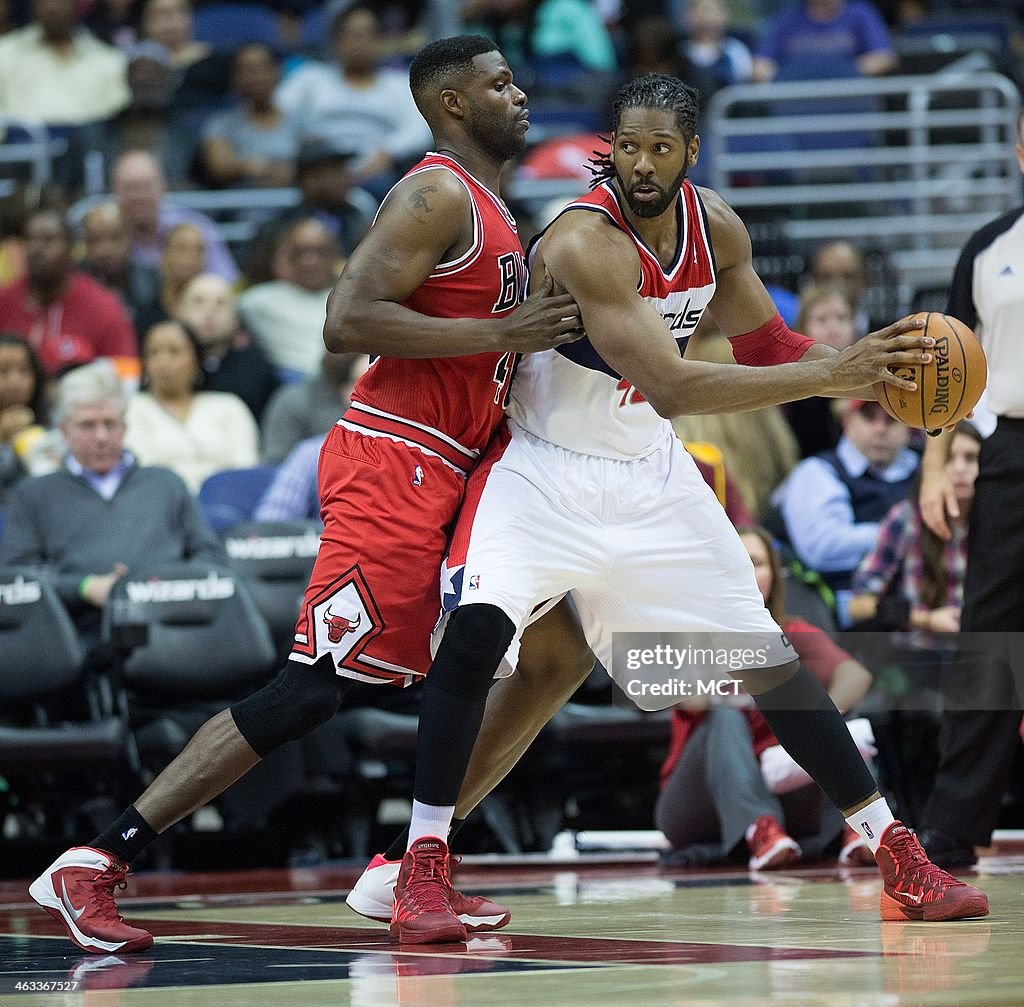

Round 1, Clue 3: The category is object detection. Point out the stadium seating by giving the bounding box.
[0,566,136,835]
[198,465,279,532]
[192,3,284,50]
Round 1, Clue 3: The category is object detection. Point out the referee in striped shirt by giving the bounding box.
[914,107,1024,868]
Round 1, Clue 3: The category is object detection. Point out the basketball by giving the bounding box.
[874,312,987,429]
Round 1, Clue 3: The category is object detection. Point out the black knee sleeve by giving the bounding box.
[428,605,516,701]
[412,605,515,807]
[752,664,877,812]
[230,655,349,758]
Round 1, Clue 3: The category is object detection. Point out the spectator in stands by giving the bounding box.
[175,273,279,421]
[0,361,224,641]
[656,525,876,869]
[238,218,340,381]
[774,398,918,628]
[253,433,322,523]
[201,42,300,190]
[140,0,207,70]
[155,223,206,326]
[0,209,137,378]
[850,421,980,644]
[97,40,200,187]
[751,0,897,83]
[463,0,617,75]
[112,149,239,283]
[278,141,378,257]
[80,202,161,335]
[0,332,49,503]
[679,0,753,90]
[808,240,869,337]
[85,0,141,49]
[138,0,230,131]
[274,2,431,200]
[261,350,368,463]
[124,319,259,493]
[0,0,129,125]
[783,283,858,458]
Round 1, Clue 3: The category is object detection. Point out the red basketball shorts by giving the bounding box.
[289,423,468,685]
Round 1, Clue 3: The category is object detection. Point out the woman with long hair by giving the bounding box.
[850,421,982,641]
[0,332,51,501]
[124,319,258,493]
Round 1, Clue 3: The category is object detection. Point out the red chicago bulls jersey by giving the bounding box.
[343,153,526,472]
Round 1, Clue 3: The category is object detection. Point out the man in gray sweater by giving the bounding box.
[0,362,225,638]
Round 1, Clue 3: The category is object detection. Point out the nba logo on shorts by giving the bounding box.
[468,574,481,591]
[412,465,424,487]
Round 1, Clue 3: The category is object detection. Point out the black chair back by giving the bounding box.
[104,561,276,698]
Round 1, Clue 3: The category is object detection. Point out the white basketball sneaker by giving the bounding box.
[346,852,511,933]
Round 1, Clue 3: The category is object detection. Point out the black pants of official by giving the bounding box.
[923,418,1024,845]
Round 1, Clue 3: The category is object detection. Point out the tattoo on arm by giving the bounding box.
[371,245,404,275]
[408,185,438,223]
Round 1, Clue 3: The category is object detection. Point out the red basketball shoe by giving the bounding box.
[876,822,989,921]
[347,852,511,932]
[747,815,801,871]
[390,837,467,944]
[29,847,153,953]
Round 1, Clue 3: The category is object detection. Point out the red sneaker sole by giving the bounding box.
[880,890,990,921]
[389,921,468,944]
[39,906,154,954]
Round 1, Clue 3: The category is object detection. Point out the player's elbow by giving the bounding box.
[322,293,364,354]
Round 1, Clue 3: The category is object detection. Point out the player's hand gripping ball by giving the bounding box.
[874,312,986,432]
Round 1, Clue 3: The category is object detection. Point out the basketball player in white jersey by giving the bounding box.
[383,73,988,935]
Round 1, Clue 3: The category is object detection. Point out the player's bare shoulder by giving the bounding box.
[695,185,751,270]
[537,204,640,294]
[373,166,474,261]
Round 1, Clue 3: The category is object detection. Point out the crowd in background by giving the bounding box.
[0,0,1022,867]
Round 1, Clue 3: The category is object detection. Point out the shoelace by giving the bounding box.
[406,850,454,914]
[89,863,131,923]
[889,832,964,892]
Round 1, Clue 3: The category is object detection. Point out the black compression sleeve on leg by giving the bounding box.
[413,604,515,807]
[230,655,351,758]
[751,663,877,812]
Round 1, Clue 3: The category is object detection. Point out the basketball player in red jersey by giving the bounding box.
[29,35,589,953]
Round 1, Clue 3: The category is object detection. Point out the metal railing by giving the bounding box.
[706,67,1022,309]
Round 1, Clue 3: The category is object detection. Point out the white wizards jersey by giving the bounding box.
[508,179,717,460]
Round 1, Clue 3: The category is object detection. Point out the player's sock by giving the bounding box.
[750,663,877,812]
[408,801,456,850]
[845,797,895,855]
[385,818,465,861]
[90,806,159,865]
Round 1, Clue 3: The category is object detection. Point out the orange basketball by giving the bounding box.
[873,312,987,430]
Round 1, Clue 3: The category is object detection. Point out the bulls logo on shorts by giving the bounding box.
[294,566,383,667]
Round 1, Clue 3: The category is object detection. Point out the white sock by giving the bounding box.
[407,800,455,851]
[845,797,895,855]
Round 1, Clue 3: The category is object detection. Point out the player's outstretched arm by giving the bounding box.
[322,168,581,359]
[539,212,934,418]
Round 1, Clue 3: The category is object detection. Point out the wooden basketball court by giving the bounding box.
[1,846,1021,1005]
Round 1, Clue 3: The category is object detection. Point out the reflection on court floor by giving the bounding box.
[0,853,1019,1006]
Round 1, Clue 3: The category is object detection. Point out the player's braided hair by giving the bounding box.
[409,35,499,103]
[587,74,700,188]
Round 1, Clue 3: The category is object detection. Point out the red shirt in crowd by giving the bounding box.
[0,271,136,377]
[659,617,852,786]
